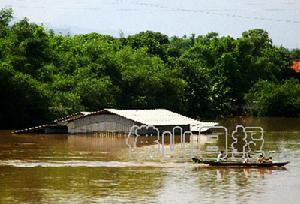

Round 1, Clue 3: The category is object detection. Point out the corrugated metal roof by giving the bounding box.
[105,109,217,129]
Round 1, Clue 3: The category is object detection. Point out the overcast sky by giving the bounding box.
[1,0,299,48]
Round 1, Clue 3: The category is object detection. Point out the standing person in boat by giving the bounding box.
[217,150,227,162]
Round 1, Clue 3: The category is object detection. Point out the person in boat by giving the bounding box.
[266,156,273,163]
[217,150,227,162]
[243,158,248,163]
[256,153,265,163]
[243,154,251,163]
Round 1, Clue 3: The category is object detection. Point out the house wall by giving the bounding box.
[67,114,191,134]
[45,126,68,134]
[67,114,136,134]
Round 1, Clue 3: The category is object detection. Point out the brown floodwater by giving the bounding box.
[0,117,299,203]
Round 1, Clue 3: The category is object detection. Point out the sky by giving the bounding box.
[0,0,300,48]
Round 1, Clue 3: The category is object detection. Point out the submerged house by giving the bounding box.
[13,109,217,134]
[61,109,217,134]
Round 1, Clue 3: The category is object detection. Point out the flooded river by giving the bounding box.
[0,117,299,203]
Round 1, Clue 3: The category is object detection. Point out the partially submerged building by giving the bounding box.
[13,109,217,134]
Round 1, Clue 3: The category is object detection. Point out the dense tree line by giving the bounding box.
[0,9,299,128]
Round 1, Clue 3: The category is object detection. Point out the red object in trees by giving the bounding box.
[291,61,300,72]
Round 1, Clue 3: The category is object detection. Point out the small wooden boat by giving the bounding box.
[192,157,289,167]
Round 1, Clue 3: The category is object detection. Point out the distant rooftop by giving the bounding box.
[291,61,300,73]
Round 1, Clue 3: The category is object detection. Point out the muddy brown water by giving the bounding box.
[0,117,299,203]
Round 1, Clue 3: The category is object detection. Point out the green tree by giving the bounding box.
[0,63,50,128]
[245,79,300,117]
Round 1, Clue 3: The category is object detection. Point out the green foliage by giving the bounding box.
[127,31,169,61]
[0,63,50,128]
[245,80,300,117]
[115,47,186,111]
[0,8,13,37]
[75,77,118,111]
[0,8,299,128]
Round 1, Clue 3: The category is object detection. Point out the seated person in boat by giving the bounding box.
[256,153,265,163]
[217,150,227,162]
[266,156,273,163]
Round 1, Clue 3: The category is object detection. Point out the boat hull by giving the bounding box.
[192,158,289,167]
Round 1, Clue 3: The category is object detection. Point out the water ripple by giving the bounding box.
[0,159,202,168]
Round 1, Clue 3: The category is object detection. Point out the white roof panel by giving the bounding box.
[105,109,217,128]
